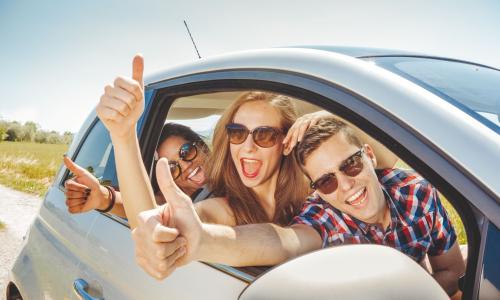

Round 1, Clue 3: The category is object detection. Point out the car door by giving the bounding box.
[11,117,110,299]
[75,91,248,299]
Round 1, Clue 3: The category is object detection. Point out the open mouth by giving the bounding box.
[187,166,205,184]
[240,158,262,178]
[345,187,367,207]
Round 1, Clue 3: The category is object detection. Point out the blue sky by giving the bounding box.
[1,0,499,133]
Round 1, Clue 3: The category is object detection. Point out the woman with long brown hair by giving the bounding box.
[195,91,311,226]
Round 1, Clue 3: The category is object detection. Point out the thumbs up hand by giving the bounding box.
[96,54,145,140]
[131,158,203,279]
[63,156,111,213]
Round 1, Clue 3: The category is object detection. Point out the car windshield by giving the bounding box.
[364,56,500,133]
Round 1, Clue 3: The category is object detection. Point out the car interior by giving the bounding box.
[150,90,470,283]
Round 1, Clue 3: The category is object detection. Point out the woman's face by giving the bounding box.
[230,101,285,193]
[157,135,208,195]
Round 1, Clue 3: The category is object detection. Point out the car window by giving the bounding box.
[366,56,500,132]
[65,120,116,186]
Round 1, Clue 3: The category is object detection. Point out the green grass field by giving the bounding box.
[0,141,68,196]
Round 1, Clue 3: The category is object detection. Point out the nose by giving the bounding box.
[337,172,355,193]
[241,133,258,152]
[178,159,193,174]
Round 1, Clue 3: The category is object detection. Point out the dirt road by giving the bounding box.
[0,184,41,295]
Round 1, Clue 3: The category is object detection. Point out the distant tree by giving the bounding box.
[0,120,8,141]
[62,131,74,144]
[46,131,62,144]
[6,122,22,141]
[21,121,39,142]
[34,130,48,143]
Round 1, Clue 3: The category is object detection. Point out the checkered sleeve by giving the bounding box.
[291,200,331,248]
[428,187,458,256]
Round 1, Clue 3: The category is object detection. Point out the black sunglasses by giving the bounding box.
[310,148,365,194]
[226,123,284,148]
[166,141,200,180]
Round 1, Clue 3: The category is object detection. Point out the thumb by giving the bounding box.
[132,54,144,87]
[63,155,85,176]
[156,158,190,209]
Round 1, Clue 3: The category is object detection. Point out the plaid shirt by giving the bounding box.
[291,168,457,262]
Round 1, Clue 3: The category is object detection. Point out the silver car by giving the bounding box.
[5,46,499,299]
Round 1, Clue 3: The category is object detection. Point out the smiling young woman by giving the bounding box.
[206,91,311,226]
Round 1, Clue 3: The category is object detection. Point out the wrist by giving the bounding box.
[110,129,137,145]
[195,223,213,261]
[97,185,111,211]
[96,186,116,213]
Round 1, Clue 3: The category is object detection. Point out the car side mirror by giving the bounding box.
[239,244,448,300]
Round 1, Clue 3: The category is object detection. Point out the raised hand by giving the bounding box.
[132,206,187,280]
[282,110,331,155]
[132,157,203,279]
[96,54,145,140]
[63,156,110,213]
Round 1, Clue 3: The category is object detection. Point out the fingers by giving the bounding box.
[104,85,135,113]
[100,92,132,118]
[65,190,88,199]
[154,236,186,259]
[112,77,143,104]
[132,208,187,281]
[63,156,86,177]
[156,158,190,207]
[96,103,125,123]
[64,178,89,191]
[283,114,322,155]
[132,54,144,87]
[136,242,186,280]
[152,222,181,243]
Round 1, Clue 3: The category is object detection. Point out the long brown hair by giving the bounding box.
[207,91,310,226]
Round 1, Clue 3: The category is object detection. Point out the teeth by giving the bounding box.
[346,188,366,205]
[187,166,200,179]
[242,158,259,163]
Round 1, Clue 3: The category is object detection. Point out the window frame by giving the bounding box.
[134,68,490,297]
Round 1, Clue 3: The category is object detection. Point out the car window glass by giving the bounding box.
[368,56,500,132]
[66,120,115,186]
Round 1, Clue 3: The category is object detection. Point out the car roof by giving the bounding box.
[287,45,500,71]
[286,45,424,57]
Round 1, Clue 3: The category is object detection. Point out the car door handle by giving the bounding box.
[73,279,104,300]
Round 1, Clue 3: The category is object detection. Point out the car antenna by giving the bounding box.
[183,20,202,59]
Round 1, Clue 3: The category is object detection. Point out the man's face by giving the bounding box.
[303,133,386,224]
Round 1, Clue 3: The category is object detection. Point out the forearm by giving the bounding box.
[432,270,460,296]
[196,223,321,267]
[107,189,127,218]
[112,131,156,229]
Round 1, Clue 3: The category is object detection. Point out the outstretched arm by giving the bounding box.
[63,156,126,217]
[197,223,321,267]
[132,158,322,279]
[429,241,465,296]
[96,55,156,229]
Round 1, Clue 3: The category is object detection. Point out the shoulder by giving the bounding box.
[379,168,438,214]
[195,197,236,226]
[377,168,427,188]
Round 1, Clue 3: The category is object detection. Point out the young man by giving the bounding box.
[132,116,465,296]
